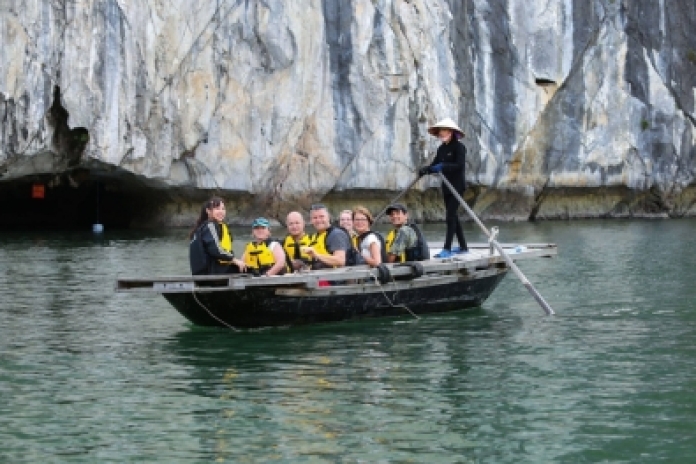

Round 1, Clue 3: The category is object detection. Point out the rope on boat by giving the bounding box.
[189,267,421,329]
[367,269,420,320]
[191,290,241,332]
[489,226,499,256]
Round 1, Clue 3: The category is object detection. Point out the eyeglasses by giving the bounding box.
[353,218,369,222]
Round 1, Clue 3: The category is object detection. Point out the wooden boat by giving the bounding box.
[115,242,557,329]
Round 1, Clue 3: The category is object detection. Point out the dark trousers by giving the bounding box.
[443,193,468,251]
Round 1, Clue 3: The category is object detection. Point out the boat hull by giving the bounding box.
[117,242,558,330]
[163,269,508,328]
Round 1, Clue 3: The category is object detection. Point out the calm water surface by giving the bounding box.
[1,220,695,462]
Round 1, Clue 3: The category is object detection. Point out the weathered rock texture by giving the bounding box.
[1,0,695,226]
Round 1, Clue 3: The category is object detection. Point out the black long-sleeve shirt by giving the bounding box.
[200,221,235,263]
[190,220,236,274]
[430,139,466,193]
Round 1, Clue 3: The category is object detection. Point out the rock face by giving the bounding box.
[1,0,695,226]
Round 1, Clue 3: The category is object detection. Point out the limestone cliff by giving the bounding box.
[1,0,695,227]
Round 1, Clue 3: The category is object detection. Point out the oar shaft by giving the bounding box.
[374,153,439,223]
[373,176,421,223]
[489,239,555,315]
[436,174,490,237]
[437,173,555,316]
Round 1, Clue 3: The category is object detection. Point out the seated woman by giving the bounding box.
[241,217,288,277]
[339,209,357,238]
[189,197,247,275]
[352,206,384,267]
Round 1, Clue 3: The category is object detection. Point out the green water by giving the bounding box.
[1,220,695,462]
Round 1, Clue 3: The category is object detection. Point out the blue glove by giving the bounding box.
[429,163,443,173]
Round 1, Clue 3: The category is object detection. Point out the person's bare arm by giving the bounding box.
[266,244,287,276]
[307,248,346,267]
[233,258,247,272]
[365,242,381,266]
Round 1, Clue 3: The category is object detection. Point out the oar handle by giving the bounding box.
[437,173,555,316]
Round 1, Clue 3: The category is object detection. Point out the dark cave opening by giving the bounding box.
[0,85,181,231]
[0,170,172,231]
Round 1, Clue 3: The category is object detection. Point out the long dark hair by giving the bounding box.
[189,196,224,239]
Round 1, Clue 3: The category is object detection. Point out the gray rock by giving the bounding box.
[1,0,694,225]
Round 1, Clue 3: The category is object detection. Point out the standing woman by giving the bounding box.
[189,197,247,275]
[352,206,382,267]
[419,118,469,258]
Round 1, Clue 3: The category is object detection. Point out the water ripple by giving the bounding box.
[2,222,696,462]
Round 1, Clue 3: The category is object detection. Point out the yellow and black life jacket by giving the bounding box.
[309,227,333,256]
[308,226,339,269]
[385,228,406,263]
[386,224,429,262]
[310,226,364,268]
[282,234,311,269]
[217,223,234,264]
[244,239,278,273]
[190,221,236,274]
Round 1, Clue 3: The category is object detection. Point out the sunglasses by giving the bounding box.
[310,203,327,211]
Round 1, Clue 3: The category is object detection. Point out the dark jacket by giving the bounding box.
[189,221,237,275]
[430,139,466,193]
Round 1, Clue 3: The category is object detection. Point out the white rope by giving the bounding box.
[489,226,499,256]
[191,290,241,332]
[190,270,421,331]
[367,269,420,320]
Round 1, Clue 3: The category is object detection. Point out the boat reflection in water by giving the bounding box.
[161,309,502,461]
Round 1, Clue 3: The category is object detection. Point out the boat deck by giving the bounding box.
[116,242,557,294]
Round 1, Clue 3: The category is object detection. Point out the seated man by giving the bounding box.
[241,217,288,276]
[304,204,350,269]
[385,203,418,263]
[282,211,312,271]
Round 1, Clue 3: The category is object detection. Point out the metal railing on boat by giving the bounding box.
[115,243,556,294]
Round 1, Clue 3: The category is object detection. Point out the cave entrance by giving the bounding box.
[1,85,192,231]
[0,169,168,231]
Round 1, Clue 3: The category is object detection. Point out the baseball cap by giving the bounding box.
[252,217,270,228]
[385,203,408,215]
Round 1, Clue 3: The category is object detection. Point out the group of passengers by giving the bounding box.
[189,117,471,276]
[189,200,419,276]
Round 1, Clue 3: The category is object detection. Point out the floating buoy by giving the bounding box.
[93,179,103,233]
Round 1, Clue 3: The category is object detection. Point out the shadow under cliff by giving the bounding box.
[0,167,221,231]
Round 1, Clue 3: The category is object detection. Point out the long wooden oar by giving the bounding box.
[373,151,440,223]
[373,175,421,223]
[438,173,555,316]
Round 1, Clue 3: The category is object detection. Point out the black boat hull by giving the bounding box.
[163,269,508,328]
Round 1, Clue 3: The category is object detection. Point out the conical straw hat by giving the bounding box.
[428,118,464,138]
